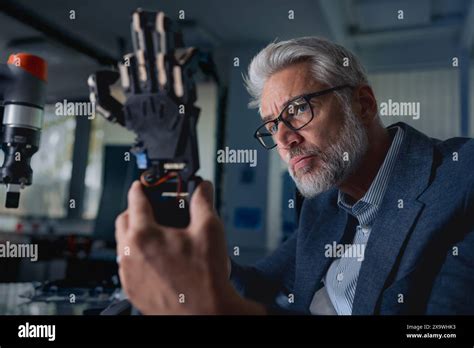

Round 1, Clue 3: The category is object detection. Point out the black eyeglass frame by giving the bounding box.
[254,84,353,149]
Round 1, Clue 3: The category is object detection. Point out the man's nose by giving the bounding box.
[274,122,303,149]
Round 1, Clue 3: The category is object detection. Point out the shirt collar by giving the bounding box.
[337,126,405,224]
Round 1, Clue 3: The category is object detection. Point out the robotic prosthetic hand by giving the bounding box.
[0,53,47,208]
[88,9,201,228]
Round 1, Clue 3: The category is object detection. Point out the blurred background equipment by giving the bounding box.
[0,53,47,208]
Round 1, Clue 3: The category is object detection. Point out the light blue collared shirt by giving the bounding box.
[313,126,405,315]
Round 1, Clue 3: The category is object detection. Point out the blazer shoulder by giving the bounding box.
[429,136,474,175]
[430,136,474,199]
[432,136,474,158]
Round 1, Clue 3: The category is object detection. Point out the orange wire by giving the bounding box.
[140,171,183,201]
[140,171,174,187]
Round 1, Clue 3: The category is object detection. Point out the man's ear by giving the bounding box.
[352,85,378,125]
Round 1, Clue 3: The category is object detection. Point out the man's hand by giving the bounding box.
[115,180,266,315]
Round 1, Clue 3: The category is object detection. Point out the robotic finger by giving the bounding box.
[131,10,158,93]
[88,70,125,126]
[118,54,140,95]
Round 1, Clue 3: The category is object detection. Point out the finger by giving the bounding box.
[132,9,156,92]
[115,211,129,240]
[175,47,199,104]
[127,180,156,233]
[115,211,129,259]
[155,11,178,95]
[118,266,129,296]
[119,53,140,95]
[88,71,126,125]
[189,180,214,226]
[115,211,129,231]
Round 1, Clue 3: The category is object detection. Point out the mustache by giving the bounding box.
[286,145,327,163]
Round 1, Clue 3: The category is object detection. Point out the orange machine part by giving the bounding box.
[7,53,47,82]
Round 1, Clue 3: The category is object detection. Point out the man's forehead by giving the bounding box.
[260,93,304,121]
[260,87,321,122]
[260,67,323,121]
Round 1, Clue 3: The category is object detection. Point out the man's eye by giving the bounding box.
[267,123,277,134]
[295,103,309,115]
[287,101,309,117]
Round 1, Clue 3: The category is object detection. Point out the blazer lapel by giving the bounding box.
[352,122,435,314]
[294,189,348,311]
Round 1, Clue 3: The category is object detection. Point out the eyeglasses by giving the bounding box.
[254,85,352,149]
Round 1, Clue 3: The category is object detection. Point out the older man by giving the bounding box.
[112,37,474,315]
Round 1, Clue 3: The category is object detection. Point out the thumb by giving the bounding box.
[190,180,214,224]
[127,180,155,231]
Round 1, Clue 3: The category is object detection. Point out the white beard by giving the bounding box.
[287,106,369,199]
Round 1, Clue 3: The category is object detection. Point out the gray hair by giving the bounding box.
[244,37,369,111]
